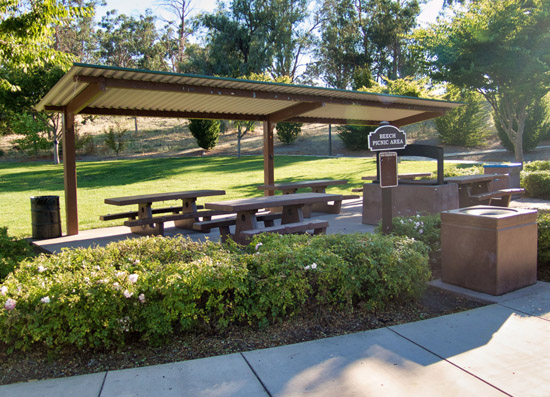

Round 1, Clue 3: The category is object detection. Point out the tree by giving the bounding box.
[96,10,170,70]
[189,119,220,150]
[435,85,488,147]
[157,0,194,72]
[0,0,82,94]
[496,95,550,153]
[421,0,550,162]
[233,121,255,158]
[308,0,422,89]
[276,122,303,144]
[54,0,105,63]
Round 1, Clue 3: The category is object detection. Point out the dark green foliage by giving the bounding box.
[0,233,430,351]
[103,125,127,156]
[189,119,220,150]
[496,96,550,152]
[276,122,303,145]
[524,161,550,172]
[538,212,550,266]
[0,228,36,282]
[10,113,51,155]
[435,85,488,146]
[521,171,550,199]
[337,125,377,151]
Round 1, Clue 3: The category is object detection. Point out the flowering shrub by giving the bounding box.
[0,233,430,352]
[0,227,36,282]
[377,214,441,254]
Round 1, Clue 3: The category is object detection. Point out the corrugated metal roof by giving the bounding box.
[36,63,461,125]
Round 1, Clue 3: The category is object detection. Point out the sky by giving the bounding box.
[95,0,445,26]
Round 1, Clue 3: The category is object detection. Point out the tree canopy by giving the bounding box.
[421,0,550,161]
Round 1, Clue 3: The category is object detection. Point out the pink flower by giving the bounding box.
[128,274,138,284]
[255,242,263,251]
[138,293,146,303]
[4,298,16,311]
[123,290,133,299]
[0,286,7,296]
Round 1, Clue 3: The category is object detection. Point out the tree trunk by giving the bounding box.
[237,134,241,158]
[53,139,60,165]
[134,117,139,133]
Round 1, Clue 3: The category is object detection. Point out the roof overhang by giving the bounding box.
[36,63,461,126]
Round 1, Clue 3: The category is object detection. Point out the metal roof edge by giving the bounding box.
[70,62,462,106]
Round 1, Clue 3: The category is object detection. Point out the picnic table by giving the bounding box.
[102,190,226,235]
[445,174,524,207]
[257,179,347,216]
[205,192,342,244]
[361,172,432,182]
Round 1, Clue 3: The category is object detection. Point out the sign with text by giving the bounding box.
[368,125,407,151]
[379,151,398,188]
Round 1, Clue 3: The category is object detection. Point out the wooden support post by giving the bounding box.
[63,108,79,235]
[381,187,393,234]
[263,119,275,196]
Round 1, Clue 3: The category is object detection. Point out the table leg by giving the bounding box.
[281,204,304,224]
[131,202,162,235]
[310,186,342,214]
[174,198,198,230]
[234,210,259,244]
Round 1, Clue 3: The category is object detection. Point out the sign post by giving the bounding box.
[368,123,407,234]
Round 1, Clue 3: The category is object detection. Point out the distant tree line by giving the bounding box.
[1,0,549,162]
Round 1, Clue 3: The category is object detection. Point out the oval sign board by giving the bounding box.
[368,125,407,151]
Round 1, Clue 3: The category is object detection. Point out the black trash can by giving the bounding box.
[31,196,62,239]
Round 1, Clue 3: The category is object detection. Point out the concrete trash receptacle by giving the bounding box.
[31,196,62,239]
[441,206,537,295]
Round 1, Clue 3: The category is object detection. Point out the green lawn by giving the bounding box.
[0,155,441,237]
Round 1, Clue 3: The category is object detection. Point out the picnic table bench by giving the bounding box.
[445,174,525,207]
[102,190,227,235]
[257,179,352,217]
[205,192,340,244]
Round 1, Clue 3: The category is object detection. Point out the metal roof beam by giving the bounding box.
[392,111,446,127]
[268,102,324,123]
[65,107,269,122]
[66,83,106,114]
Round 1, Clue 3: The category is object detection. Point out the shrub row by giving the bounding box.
[0,233,430,352]
[521,161,550,199]
[0,227,36,282]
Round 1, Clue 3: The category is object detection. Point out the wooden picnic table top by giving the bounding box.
[257,179,347,190]
[362,172,431,181]
[205,192,343,213]
[445,174,507,184]
[105,190,226,206]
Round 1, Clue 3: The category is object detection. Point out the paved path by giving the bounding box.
[1,281,549,396]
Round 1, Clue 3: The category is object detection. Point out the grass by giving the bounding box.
[0,155,442,237]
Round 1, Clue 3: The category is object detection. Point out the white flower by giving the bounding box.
[123,290,133,298]
[311,263,318,269]
[38,265,46,273]
[116,271,125,278]
[41,296,50,304]
[84,277,90,283]
[255,242,263,251]
[128,274,138,284]
[304,265,311,270]
[138,293,146,303]
[134,259,140,265]
[419,229,424,234]
[0,286,7,296]
[113,282,121,290]
[4,298,16,311]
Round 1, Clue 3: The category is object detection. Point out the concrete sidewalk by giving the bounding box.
[1,281,549,397]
